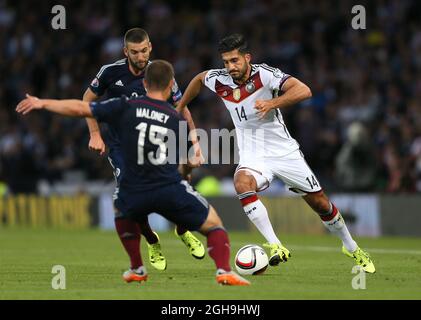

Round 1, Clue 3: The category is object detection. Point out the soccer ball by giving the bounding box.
[235,244,269,276]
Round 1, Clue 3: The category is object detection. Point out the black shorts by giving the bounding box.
[114,180,209,231]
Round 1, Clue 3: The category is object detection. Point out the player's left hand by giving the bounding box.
[16,94,44,115]
[254,99,275,119]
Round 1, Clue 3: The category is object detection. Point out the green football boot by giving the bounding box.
[175,228,205,259]
[147,232,167,271]
[263,243,291,266]
[342,246,376,273]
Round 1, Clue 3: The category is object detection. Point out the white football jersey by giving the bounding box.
[204,64,300,161]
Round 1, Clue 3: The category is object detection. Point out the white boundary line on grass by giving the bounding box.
[287,245,421,255]
[226,241,421,255]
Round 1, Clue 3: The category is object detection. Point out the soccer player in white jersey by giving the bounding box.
[176,34,375,273]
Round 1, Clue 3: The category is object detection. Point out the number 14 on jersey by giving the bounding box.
[235,106,248,122]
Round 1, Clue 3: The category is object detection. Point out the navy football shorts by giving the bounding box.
[107,149,124,184]
[114,180,209,231]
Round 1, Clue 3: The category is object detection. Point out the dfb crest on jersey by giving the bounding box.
[245,81,255,94]
[233,88,241,101]
[91,77,99,88]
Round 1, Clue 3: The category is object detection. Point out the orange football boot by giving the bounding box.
[216,269,251,286]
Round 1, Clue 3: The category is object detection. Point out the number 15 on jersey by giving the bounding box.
[136,122,168,165]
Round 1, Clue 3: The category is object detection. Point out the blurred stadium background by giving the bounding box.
[1,0,421,237]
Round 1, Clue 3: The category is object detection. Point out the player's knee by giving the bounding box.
[234,173,256,193]
[234,181,250,194]
[199,206,223,235]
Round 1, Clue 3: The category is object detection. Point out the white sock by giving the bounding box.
[240,192,281,245]
[322,209,358,253]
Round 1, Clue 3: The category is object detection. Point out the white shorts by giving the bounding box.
[235,149,322,195]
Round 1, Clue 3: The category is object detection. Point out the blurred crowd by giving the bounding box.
[0,0,420,194]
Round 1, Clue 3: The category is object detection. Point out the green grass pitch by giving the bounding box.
[1,228,420,300]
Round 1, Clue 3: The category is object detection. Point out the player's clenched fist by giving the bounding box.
[254,99,275,119]
[16,94,44,115]
[88,133,106,156]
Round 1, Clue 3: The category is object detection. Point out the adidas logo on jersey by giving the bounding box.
[115,80,124,86]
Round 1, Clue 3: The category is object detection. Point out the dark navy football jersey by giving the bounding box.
[88,58,183,150]
[90,95,184,191]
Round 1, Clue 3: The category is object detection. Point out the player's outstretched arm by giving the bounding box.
[177,105,205,168]
[83,88,106,155]
[176,71,208,167]
[16,94,92,117]
[255,77,312,119]
[175,71,208,113]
